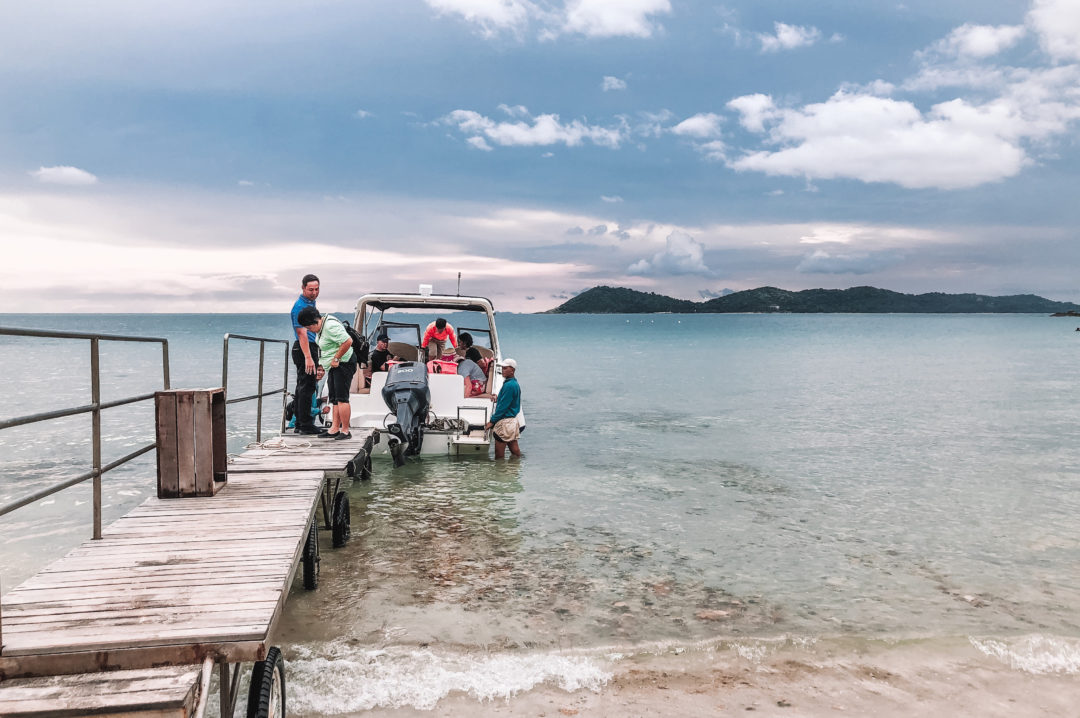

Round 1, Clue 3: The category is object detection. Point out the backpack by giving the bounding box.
[341,319,370,364]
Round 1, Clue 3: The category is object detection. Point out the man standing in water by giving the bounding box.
[485,358,522,458]
[290,274,321,435]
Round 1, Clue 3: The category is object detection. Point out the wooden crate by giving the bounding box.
[154,389,226,498]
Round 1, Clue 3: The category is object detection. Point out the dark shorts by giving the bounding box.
[327,358,357,404]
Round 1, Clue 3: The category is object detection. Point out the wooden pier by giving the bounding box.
[0,431,377,716]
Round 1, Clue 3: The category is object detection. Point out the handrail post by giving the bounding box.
[90,338,102,540]
[256,342,265,443]
[162,341,171,390]
[282,343,290,434]
[221,334,230,398]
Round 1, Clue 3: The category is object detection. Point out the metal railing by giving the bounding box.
[0,327,170,540]
[221,334,290,443]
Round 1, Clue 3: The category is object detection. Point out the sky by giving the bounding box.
[1,0,1079,313]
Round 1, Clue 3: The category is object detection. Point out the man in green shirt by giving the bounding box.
[297,308,355,440]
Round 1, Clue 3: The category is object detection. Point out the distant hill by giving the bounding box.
[547,285,1080,314]
[548,286,699,314]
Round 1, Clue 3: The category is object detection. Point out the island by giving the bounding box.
[547,286,1080,314]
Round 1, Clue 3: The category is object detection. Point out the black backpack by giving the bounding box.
[341,319,370,364]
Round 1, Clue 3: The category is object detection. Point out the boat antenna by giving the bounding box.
[457,272,461,296]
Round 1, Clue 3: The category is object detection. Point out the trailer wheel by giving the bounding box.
[332,490,351,548]
[302,518,319,590]
[246,646,285,718]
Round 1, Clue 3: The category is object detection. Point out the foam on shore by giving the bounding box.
[970,634,1080,674]
[286,642,612,713]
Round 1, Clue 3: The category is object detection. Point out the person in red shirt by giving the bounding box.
[421,317,457,361]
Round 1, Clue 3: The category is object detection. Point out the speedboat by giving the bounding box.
[345,290,520,463]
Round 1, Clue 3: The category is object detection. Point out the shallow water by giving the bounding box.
[2,312,1079,712]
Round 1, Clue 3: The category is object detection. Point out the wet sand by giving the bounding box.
[333,639,1080,717]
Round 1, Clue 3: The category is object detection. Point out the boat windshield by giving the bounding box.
[457,327,493,351]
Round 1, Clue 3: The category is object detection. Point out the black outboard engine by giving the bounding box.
[381,362,431,466]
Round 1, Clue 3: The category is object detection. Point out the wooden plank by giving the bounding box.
[192,391,214,496]
[3,609,288,635]
[174,392,196,496]
[5,602,279,624]
[4,587,280,608]
[0,665,202,718]
[154,393,179,499]
[2,624,270,655]
[0,639,269,679]
[212,391,227,483]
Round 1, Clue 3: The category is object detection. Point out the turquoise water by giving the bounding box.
[2,312,1079,710]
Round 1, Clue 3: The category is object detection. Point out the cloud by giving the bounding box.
[498,103,531,117]
[600,195,623,203]
[796,249,902,274]
[724,89,1065,190]
[30,166,99,186]
[424,0,670,39]
[601,75,627,91]
[565,226,584,235]
[467,136,494,151]
[423,0,533,37]
[671,112,723,138]
[627,230,711,276]
[354,109,373,118]
[634,109,674,137]
[929,23,1026,59]
[444,108,628,149]
[698,288,734,299]
[1027,0,1080,61]
[759,22,821,53]
[727,93,777,132]
[588,224,608,235]
[563,0,671,38]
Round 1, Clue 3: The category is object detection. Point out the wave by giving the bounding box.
[970,634,1080,675]
[286,641,612,713]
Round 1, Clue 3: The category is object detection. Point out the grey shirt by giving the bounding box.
[457,358,485,382]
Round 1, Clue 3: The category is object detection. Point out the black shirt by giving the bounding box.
[370,347,391,371]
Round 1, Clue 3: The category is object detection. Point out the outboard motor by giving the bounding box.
[381,362,431,465]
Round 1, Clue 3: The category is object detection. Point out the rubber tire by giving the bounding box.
[246,646,285,718]
[360,452,372,480]
[332,490,350,548]
[302,518,319,590]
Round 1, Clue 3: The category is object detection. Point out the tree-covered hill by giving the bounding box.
[547,285,1080,314]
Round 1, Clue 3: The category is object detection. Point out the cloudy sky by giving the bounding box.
[2,0,1079,312]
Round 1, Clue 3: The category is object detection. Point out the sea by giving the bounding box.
[1,312,1079,714]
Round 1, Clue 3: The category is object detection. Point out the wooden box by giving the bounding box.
[155,388,227,498]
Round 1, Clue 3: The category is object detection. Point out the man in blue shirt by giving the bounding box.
[290,274,321,435]
[485,358,522,458]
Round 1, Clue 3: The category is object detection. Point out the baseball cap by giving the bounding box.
[503,358,517,369]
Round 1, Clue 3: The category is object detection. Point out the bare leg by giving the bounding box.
[339,401,351,435]
[506,439,521,457]
[494,438,506,459]
[328,403,341,433]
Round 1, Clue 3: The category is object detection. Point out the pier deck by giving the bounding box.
[0,431,375,684]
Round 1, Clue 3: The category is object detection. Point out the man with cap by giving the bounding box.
[364,333,393,388]
[485,358,522,458]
